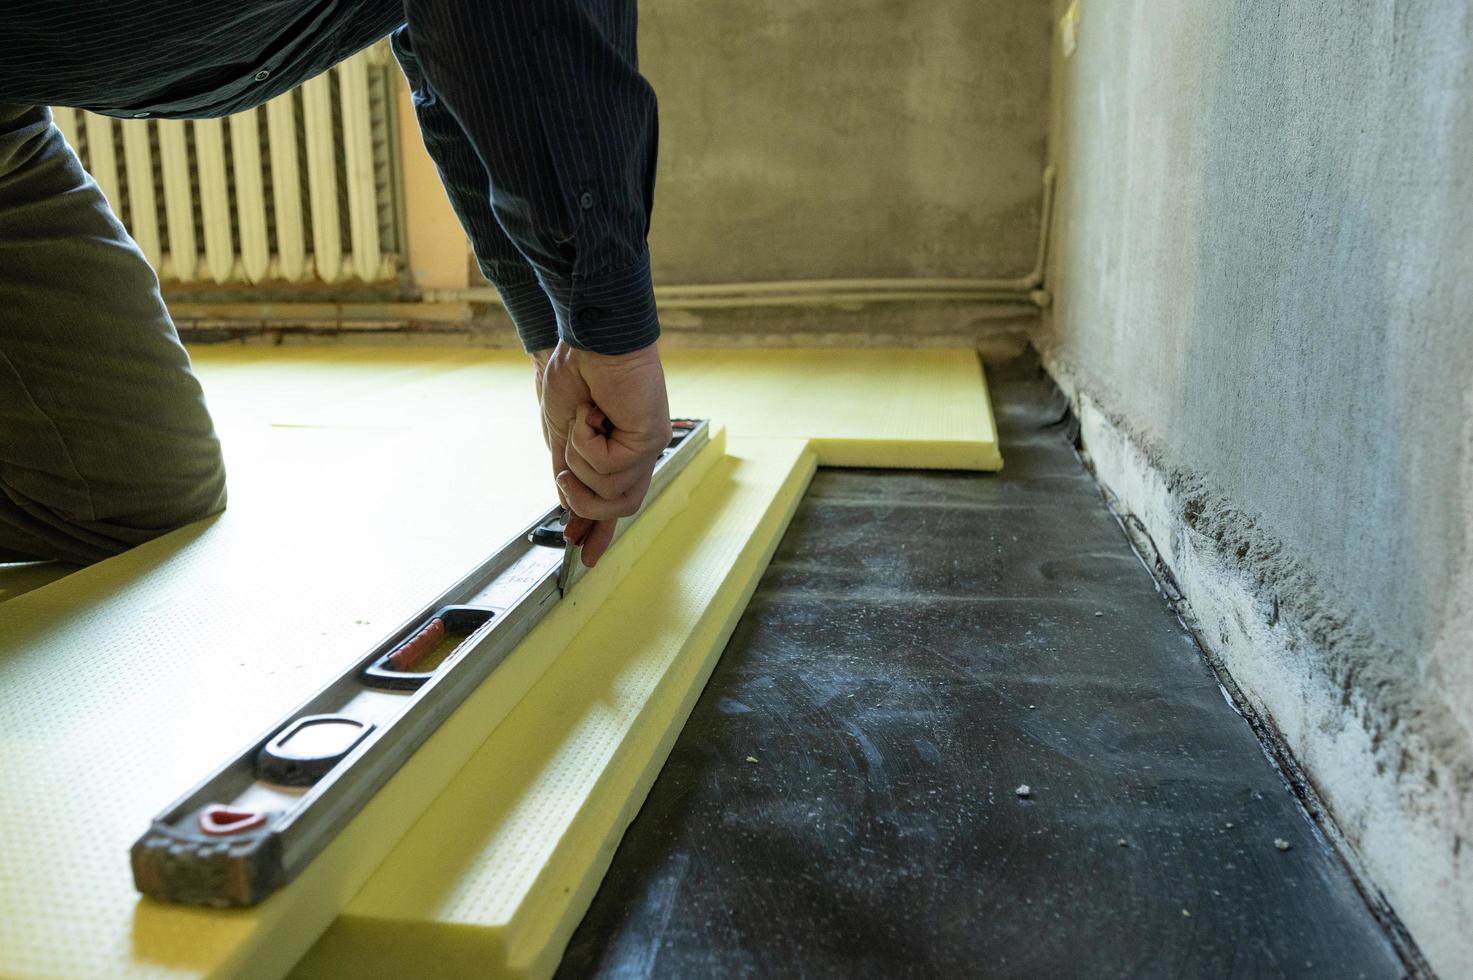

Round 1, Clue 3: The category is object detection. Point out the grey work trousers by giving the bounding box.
[0,104,226,564]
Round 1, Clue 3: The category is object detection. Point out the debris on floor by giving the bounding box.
[557,361,1408,979]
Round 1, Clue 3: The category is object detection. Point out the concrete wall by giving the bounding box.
[640,0,1051,284]
[1038,1,1472,973]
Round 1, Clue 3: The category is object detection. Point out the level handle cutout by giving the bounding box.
[255,714,375,787]
[361,606,496,690]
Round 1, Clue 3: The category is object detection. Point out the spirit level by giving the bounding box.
[131,420,710,907]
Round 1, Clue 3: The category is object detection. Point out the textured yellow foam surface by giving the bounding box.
[186,346,1002,470]
[0,346,995,979]
[291,437,815,979]
[0,422,548,980]
[661,349,1000,470]
[0,422,719,980]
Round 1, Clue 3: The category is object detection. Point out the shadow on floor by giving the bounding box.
[0,562,73,604]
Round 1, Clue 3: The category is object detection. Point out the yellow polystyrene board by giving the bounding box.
[185,345,487,430]
[0,345,999,978]
[186,346,1001,470]
[0,419,717,980]
[290,436,817,980]
[662,349,1001,470]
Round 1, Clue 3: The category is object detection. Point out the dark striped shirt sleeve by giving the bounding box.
[391,27,559,352]
[400,0,661,356]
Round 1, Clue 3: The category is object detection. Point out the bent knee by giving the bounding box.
[114,461,229,541]
[0,460,227,565]
[84,467,227,561]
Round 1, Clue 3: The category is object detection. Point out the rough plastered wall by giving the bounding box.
[639,0,1051,284]
[1038,1,1472,975]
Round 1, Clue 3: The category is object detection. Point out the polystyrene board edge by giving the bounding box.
[287,438,816,979]
[514,444,817,977]
[809,438,1002,471]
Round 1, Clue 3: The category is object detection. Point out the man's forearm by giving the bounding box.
[400,0,661,356]
[392,26,559,352]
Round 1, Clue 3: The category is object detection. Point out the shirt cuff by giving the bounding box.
[493,278,560,352]
[536,254,662,355]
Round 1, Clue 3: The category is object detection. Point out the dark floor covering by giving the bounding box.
[555,357,1406,979]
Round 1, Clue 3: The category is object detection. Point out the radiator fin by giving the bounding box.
[50,47,400,287]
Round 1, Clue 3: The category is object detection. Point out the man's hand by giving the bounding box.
[531,341,670,568]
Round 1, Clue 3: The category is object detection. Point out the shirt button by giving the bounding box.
[254,69,271,82]
[578,191,595,210]
[580,307,602,325]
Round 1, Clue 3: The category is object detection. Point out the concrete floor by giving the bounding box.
[555,360,1408,978]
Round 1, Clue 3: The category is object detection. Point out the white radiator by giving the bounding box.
[50,45,401,286]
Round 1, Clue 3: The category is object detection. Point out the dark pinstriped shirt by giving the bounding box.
[0,0,660,355]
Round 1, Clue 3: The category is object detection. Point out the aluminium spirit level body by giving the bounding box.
[131,420,709,907]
